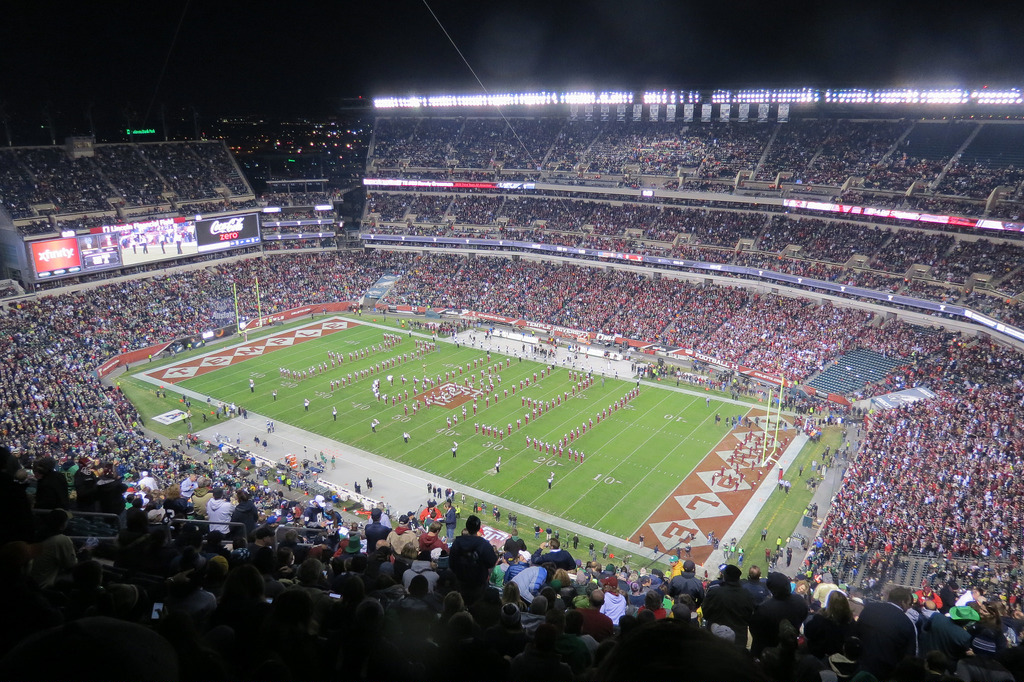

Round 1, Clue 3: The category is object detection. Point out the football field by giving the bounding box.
[139,317,763,542]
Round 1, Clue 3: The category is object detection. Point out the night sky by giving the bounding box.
[4,0,1024,124]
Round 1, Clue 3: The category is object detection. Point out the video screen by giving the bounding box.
[76,232,122,271]
[195,213,261,253]
[98,217,198,267]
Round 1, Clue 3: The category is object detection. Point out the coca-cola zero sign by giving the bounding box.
[196,213,261,253]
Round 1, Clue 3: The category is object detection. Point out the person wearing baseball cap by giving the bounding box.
[364,507,391,552]
[387,513,417,557]
[668,559,705,608]
[599,575,627,625]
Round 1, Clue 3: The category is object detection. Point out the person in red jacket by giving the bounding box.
[577,588,615,642]
[915,580,943,610]
[418,521,449,554]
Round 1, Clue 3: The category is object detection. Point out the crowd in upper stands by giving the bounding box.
[369,116,1024,210]
[0,142,259,239]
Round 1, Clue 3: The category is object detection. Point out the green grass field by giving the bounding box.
[737,427,842,560]
[142,319,746,539]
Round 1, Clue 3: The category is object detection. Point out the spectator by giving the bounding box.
[803,590,856,660]
[600,575,627,626]
[742,565,771,605]
[190,478,213,519]
[748,571,809,657]
[417,521,448,555]
[576,587,615,642]
[387,514,418,557]
[448,514,497,601]
[702,564,755,647]
[31,457,69,511]
[508,622,573,682]
[530,537,576,572]
[855,586,918,679]
[669,558,706,607]
[230,489,259,540]
[363,507,390,551]
[206,488,234,534]
[28,509,78,588]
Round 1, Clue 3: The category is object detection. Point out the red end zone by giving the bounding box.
[145,318,359,384]
[636,408,796,566]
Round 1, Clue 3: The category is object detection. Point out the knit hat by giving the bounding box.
[711,623,735,641]
[828,654,858,679]
[500,603,521,627]
[970,628,999,658]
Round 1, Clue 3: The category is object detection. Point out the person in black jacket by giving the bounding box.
[73,459,99,512]
[702,564,755,647]
[0,446,34,546]
[669,560,706,608]
[448,515,497,602]
[32,457,69,510]
[95,463,126,516]
[749,571,809,656]
[855,586,918,679]
[231,489,259,541]
[530,538,576,571]
[742,565,771,605]
[363,507,391,552]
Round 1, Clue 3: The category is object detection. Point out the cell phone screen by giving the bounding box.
[151,602,163,620]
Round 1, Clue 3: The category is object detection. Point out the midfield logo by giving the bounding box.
[418,382,484,409]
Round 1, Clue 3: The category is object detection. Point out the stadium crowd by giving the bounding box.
[0,142,253,223]
[4,108,1024,677]
[0,241,1021,678]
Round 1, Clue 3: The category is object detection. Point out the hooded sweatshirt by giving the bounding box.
[206,498,234,533]
[600,589,627,625]
[387,524,417,557]
[402,560,440,593]
[191,487,212,519]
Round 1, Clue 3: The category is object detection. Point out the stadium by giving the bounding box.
[3,84,1024,681]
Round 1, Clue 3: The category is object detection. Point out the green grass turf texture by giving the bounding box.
[164,321,744,540]
[736,427,842,558]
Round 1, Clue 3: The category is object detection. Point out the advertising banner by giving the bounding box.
[196,213,261,253]
[31,238,82,278]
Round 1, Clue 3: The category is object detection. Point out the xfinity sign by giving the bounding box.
[196,213,261,253]
[36,246,76,262]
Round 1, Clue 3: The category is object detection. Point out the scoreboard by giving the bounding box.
[29,213,262,281]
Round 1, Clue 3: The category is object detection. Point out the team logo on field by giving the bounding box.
[417,382,484,409]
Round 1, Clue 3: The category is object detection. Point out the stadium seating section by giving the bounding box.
[3,113,1024,680]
